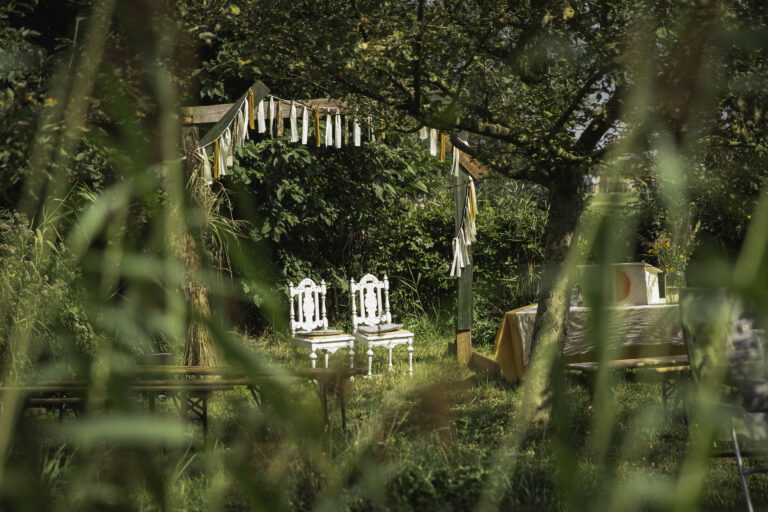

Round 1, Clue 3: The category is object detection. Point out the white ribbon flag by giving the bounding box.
[451,146,460,176]
[257,100,266,133]
[353,117,361,146]
[325,112,333,147]
[197,148,212,184]
[429,128,437,156]
[450,229,469,277]
[301,106,308,144]
[289,102,298,143]
[334,111,342,149]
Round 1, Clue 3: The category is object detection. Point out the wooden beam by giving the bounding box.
[182,98,346,125]
[445,139,487,181]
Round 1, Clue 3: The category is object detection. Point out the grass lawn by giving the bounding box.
[131,315,765,512]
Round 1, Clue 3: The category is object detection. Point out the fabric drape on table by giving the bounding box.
[493,305,537,383]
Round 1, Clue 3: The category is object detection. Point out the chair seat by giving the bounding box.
[292,333,354,345]
[356,323,403,334]
[295,329,344,337]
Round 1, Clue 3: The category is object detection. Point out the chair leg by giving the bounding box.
[366,345,373,378]
[407,338,414,376]
[348,341,355,381]
[310,349,317,369]
[387,348,393,372]
[731,417,755,512]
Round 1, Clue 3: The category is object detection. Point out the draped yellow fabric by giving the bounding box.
[492,305,537,383]
[248,89,255,130]
[213,139,220,180]
[439,132,446,162]
[314,107,321,147]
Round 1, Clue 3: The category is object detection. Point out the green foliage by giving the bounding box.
[0,207,95,379]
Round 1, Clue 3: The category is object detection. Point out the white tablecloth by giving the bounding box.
[515,304,684,364]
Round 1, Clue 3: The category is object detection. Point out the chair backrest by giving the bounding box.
[289,278,328,334]
[350,274,391,329]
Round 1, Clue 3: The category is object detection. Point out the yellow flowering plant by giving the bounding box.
[648,212,701,273]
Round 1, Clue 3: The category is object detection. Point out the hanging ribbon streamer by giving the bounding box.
[353,117,361,146]
[248,89,255,130]
[439,132,446,162]
[290,102,298,143]
[257,100,266,133]
[450,229,470,277]
[344,116,350,145]
[268,96,275,136]
[334,110,342,149]
[219,127,232,175]
[325,111,333,147]
[197,148,213,184]
[468,177,477,221]
[451,146,461,177]
[367,116,374,141]
[419,126,428,139]
[464,196,477,243]
[213,139,220,180]
[277,101,285,136]
[301,106,308,145]
[429,128,437,156]
[314,107,321,147]
[240,101,249,144]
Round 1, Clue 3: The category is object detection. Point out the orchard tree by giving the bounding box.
[180,0,768,359]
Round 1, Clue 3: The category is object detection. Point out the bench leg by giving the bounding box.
[310,349,318,369]
[324,351,329,369]
[387,348,393,372]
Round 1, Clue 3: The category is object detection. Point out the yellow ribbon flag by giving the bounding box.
[213,139,220,179]
[314,106,321,147]
[439,132,446,162]
[248,89,255,130]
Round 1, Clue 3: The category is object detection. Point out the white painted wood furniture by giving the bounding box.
[350,274,414,377]
[290,278,355,369]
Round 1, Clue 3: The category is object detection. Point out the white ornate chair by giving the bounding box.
[350,274,414,377]
[290,278,355,369]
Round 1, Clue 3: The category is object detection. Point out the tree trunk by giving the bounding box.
[529,173,586,359]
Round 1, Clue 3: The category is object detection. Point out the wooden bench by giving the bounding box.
[1,366,365,439]
[566,355,690,414]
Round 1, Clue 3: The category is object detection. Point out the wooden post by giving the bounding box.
[453,162,472,367]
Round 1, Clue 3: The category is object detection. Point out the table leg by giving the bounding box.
[407,338,414,376]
